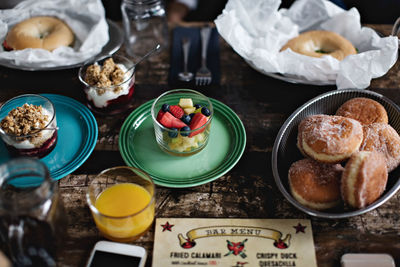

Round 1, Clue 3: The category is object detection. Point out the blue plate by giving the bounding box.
[0,94,98,183]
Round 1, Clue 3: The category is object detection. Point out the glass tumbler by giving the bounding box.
[0,158,66,267]
[78,55,136,115]
[121,0,168,58]
[86,166,155,242]
[151,89,213,156]
[0,94,58,158]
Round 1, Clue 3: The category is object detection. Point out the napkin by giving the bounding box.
[0,0,109,68]
[215,0,398,89]
[169,27,220,86]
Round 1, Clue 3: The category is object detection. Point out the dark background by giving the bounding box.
[102,0,400,24]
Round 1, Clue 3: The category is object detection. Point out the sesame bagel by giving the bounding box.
[5,16,74,51]
[280,30,357,61]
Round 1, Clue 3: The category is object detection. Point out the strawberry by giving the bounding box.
[189,113,208,137]
[156,110,165,121]
[158,111,187,129]
[169,105,184,119]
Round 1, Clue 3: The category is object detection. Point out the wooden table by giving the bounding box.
[1,24,399,267]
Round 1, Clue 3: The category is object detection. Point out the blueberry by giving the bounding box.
[161,103,170,112]
[181,114,191,124]
[189,113,195,119]
[168,128,178,138]
[180,126,190,136]
[201,107,211,116]
[194,104,202,109]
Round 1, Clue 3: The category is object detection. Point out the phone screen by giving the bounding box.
[88,250,141,267]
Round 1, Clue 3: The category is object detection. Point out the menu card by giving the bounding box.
[153,218,317,267]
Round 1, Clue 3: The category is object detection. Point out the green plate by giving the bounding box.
[119,98,246,188]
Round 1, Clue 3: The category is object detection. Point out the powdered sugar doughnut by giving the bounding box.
[289,158,343,210]
[297,115,363,163]
[360,123,400,172]
[341,151,388,209]
[336,97,388,125]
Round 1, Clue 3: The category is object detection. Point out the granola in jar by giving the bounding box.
[0,101,57,158]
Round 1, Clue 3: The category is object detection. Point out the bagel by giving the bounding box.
[280,30,357,61]
[5,16,74,51]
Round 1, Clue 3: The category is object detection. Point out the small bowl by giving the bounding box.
[0,94,58,158]
[78,54,135,116]
[151,89,213,156]
[272,89,400,219]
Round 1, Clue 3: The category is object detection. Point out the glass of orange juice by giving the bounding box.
[86,166,155,242]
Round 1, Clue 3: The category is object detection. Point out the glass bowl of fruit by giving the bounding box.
[78,55,135,116]
[151,89,213,156]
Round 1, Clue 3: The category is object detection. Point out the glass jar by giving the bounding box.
[78,55,136,116]
[121,0,168,58]
[0,158,66,267]
[151,89,213,156]
[0,94,58,158]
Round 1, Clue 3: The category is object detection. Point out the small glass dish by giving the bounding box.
[78,54,135,116]
[86,166,155,242]
[151,89,213,157]
[0,94,58,158]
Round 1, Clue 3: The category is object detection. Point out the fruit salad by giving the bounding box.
[155,97,212,155]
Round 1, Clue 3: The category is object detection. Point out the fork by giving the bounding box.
[195,27,212,86]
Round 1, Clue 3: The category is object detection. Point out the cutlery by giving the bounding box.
[125,44,161,74]
[178,37,194,82]
[195,27,212,86]
[0,126,59,137]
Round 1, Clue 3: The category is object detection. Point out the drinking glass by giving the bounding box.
[86,166,155,242]
[78,55,135,116]
[151,89,213,156]
[0,158,66,267]
[121,0,168,58]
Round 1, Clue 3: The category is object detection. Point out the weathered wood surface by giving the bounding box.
[1,24,400,267]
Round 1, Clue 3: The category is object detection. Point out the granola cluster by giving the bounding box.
[0,104,49,137]
[84,58,126,95]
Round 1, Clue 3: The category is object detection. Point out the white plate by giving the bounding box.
[245,59,336,86]
[0,19,123,71]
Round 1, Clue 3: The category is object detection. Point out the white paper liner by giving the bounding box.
[215,0,398,89]
[0,0,109,68]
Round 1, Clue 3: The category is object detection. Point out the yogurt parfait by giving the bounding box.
[78,55,135,115]
[151,89,213,156]
[0,94,58,158]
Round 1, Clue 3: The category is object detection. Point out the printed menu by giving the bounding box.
[153,218,317,267]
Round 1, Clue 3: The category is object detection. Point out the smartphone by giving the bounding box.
[341,253,395,267]
[86,241,147,267]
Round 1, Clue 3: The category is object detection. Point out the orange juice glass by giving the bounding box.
[86,166,155,242]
